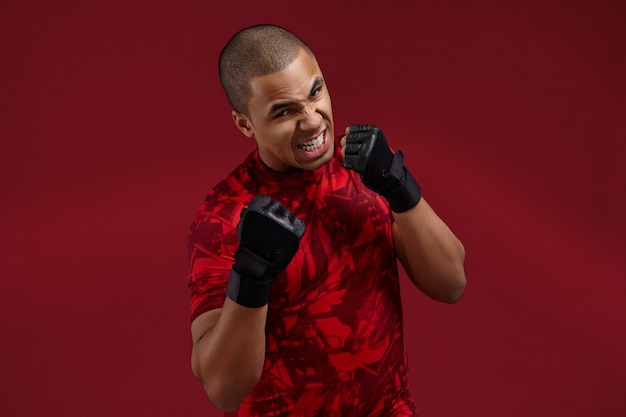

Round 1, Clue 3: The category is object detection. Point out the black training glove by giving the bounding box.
[226,195,306,308]
[343,124,421,213]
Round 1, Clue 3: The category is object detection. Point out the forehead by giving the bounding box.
[248,49,323,109]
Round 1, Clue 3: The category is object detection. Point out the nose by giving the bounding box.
[299,104,323,132]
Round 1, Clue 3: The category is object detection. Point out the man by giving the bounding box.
[187,24,466,416]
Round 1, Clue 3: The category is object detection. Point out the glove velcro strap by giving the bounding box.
[225,267,274,308]
[383,150,422,213]
[233,247,271,277]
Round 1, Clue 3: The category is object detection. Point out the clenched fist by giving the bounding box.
[343,124,421,213]
[226,195,306,308]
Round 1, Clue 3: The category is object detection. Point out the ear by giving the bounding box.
[232,110,255,138]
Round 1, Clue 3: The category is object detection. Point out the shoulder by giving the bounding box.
[189,152,259,239]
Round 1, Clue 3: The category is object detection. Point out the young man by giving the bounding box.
[187,24,466,416]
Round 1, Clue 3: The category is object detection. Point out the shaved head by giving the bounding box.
[219,24,316,116]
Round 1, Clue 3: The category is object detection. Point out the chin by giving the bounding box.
[310,146,334,170]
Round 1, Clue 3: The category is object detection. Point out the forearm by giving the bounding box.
[191,299,267,411]
[394,198,466,303]
[189,196,305,411]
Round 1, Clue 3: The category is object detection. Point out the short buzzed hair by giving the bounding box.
[219,24,316,115]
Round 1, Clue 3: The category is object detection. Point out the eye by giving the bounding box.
[311,86,322,97]
[274,109,290,119]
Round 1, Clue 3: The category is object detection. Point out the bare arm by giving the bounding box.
[392,198,466,303]
[189,196,306,412]
[190,301,267,412]
[341,125,466,302]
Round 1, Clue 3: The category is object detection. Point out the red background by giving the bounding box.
[1,1,625,416]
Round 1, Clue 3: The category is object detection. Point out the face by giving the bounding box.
[232,48,334,172]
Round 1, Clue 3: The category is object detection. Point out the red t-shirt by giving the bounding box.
[187,145,417,416]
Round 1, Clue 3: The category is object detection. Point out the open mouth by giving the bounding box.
[297,131,325,151]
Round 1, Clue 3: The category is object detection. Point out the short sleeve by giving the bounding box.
[187,211,239,322]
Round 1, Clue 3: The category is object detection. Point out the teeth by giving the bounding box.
[298,132,324,151]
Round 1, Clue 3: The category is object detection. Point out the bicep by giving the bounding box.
[191,308,222,344]
[190,308,222,378]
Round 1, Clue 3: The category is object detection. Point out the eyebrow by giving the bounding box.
[267,76,325,116]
